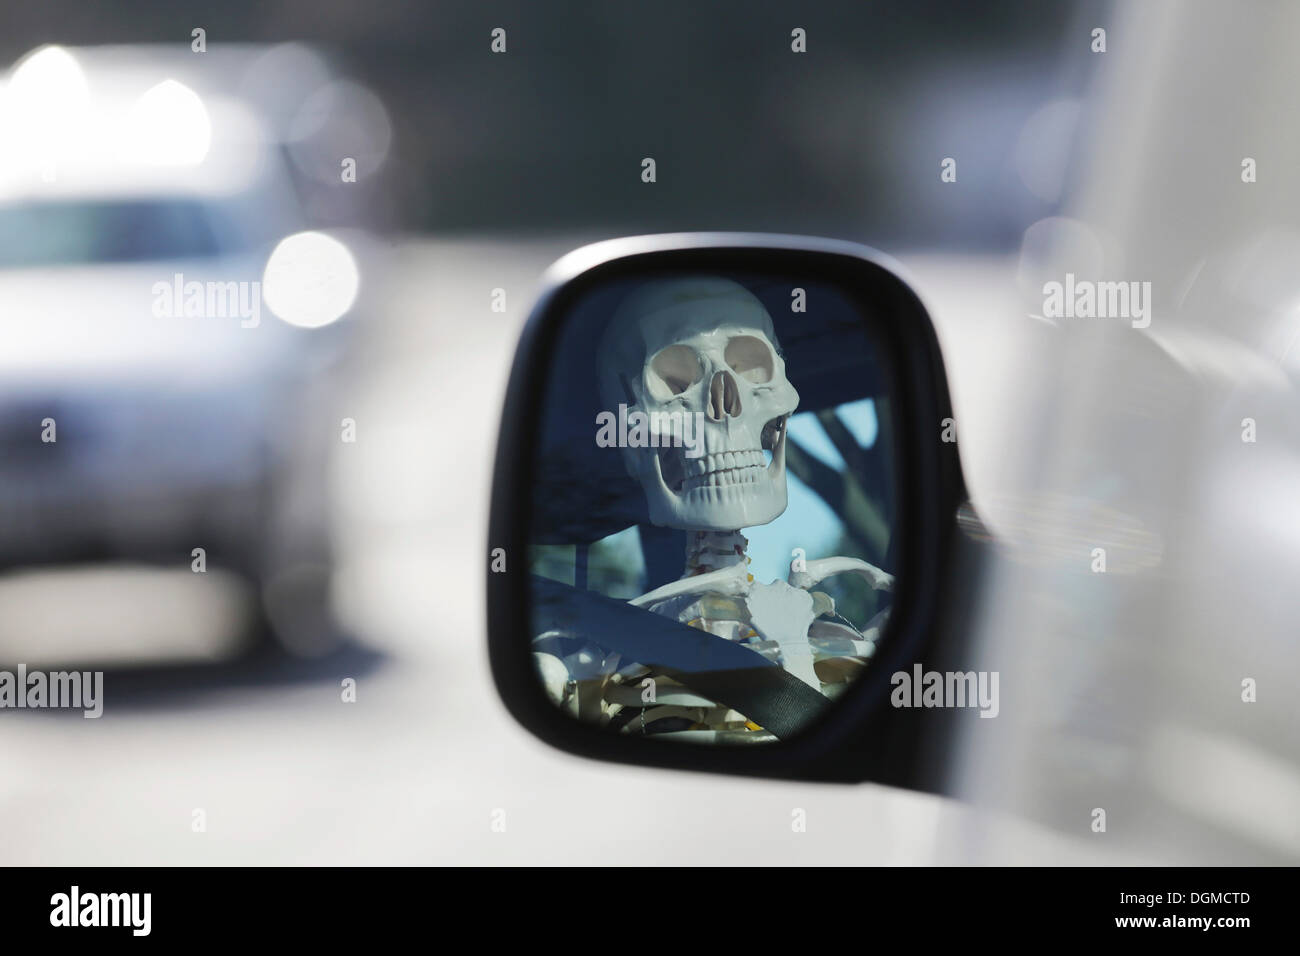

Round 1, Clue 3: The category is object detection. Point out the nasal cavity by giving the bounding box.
[707,370,742,422]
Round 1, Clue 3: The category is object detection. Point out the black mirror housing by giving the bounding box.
[487,233,973,787]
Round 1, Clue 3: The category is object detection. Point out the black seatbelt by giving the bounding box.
[532,575,833,739]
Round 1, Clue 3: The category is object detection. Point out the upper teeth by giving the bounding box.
[686,449,766,476]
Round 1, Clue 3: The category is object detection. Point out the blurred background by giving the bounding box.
[1,0,1296,865]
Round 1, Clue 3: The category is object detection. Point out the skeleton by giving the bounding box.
[535,277,892,742]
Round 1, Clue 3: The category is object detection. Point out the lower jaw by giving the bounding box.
[653,480,785,531]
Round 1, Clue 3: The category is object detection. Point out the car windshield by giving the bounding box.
[0,198,223,267]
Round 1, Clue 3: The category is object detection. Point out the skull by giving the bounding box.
[598,277,800,531]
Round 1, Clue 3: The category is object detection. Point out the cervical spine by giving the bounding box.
[685,530,750,576]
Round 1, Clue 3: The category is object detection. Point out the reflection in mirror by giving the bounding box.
[528,272,897,744]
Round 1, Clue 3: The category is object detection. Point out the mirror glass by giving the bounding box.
[527,270,898,743]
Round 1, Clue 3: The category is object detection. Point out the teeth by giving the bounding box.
[681,462,769,494]
[692,449,765,473]
[672,445,783,496]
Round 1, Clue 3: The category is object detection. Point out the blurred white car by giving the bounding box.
[0,44,367,657]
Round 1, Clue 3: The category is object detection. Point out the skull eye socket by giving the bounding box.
[647,344,704,398]
[724,334,775,384]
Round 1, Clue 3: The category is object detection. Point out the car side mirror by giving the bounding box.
[487,234,974,787]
